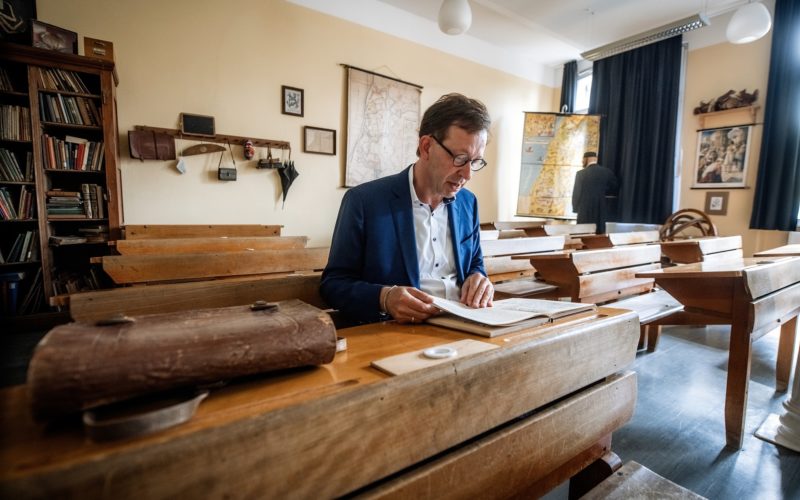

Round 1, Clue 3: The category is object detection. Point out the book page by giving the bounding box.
[430,297,595,326]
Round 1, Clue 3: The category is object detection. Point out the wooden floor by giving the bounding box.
[2,324,799,499]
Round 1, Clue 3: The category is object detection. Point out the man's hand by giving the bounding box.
[460,272,494,308]
[382,286,438,323]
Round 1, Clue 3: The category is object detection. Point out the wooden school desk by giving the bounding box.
[0,309,639,499]
[636,258,800,449]
[659,235,743,264]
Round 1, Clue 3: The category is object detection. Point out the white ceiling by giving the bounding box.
[288,0,770,86]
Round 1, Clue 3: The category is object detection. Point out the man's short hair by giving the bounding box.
[583,151,598,158]
[417,94,491,155]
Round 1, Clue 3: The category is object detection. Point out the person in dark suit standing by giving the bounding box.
[571,151,618,233]
[321,94,494,325]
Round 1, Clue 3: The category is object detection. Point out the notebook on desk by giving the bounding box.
[427,297,597,337]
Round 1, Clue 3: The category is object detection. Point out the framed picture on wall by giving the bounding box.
[30,20,77,54]
[303,126,336,155]
[693,125,751,188]
[704,191,729,216]
[282,86,304,117]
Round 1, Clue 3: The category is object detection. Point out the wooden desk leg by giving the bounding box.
[776,316,798,392]
[568,450,622,500]
[725,286,752,449]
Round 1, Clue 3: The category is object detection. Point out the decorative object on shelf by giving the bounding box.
[438,0,472,35]
[133,125,290,152]
[128,130,176,161]
[0,0,36,45]
[704,192,729,216]
[83,37,114,62]
[693,89,758,114]
[30,20,76,54]
[303,126,336,155]
[217,141,236,181]
[693,125,752,189]
[659,209,718,241]
[726,1,772,44]
[243,140,255,160]
[180,113,215,137]
[281,85,303,117]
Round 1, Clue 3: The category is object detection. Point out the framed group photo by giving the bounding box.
[282,85,304,117]
[693,125,752,188]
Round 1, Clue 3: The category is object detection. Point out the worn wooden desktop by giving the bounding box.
[579,231,660,250]
[753,244,800,258]
[0,309,639,499]
[637,257,800,449]
[659,235,743,264]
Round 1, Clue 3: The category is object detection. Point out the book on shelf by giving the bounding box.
[49,235,88,246]
[427,297,597,337]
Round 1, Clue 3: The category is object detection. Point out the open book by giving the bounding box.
[427,297,596,337]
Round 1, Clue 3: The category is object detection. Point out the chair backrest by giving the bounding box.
[123,224,282,239]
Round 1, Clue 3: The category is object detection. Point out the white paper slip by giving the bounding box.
[371,339,498,376]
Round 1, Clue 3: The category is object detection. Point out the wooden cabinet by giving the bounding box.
[0,43,121,318]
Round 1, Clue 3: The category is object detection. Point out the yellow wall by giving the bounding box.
[37,0,554,246]
[681,35,788,255]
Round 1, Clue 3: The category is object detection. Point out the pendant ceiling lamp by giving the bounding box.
[438,0,472,35]
[726,1,772,44]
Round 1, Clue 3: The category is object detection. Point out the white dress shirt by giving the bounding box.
[408,167,460,299]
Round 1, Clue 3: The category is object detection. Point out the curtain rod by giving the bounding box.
[340,64,423,90]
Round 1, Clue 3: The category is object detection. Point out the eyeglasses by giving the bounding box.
[430,135,487,172]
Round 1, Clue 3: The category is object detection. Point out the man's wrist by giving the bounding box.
[381,285,398,314]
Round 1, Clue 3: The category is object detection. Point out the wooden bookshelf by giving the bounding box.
[1,42,121,317]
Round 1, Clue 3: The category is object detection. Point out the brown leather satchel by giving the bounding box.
[128,130,176,160]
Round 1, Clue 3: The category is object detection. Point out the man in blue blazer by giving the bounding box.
[321,94,493,324]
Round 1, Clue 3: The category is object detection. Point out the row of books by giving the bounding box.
[0,67,14,92]
[52,267,105,296]
[0,148,33,182]
[39,93,102,126]
[46,184,105,219]
[0,230,39,263]
[50,224,109,246]
[38,67,92,94]
[41,134,104,171]
[0,186,35,220]
[0,104,31,141]
[0,268,44,316]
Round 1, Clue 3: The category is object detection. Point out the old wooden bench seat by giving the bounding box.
[516,244,683,350]
[660,235,743,264]
[582,461,706,500]
[481,236,564,298]
[110,235,309,255]
[579,230,660,250]
[122,224,282,239]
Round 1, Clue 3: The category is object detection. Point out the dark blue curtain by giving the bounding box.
[589,36,683,224]
[750,0,800,231]
[559,60,577,113]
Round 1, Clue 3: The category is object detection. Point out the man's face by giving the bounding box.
[424,125,487,199]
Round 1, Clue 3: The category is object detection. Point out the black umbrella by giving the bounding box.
[278,160,299,207]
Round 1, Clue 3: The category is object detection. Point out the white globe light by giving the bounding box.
[438,0,472,35]
[726,2,772,44]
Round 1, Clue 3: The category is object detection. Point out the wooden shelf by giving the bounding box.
[134,125,290,150]
[696,105,759,129]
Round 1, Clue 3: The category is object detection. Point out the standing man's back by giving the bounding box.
[571,151,618,233]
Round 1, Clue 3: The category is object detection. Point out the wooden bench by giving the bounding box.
[582,461,706,499]
[517,244,683,351]
[481,236,564,299]
[524,223,597,249]
[122,224,282,239]
[579,230,660,249]
[111,236,309,255]
[92,247,329,285]
[660,235,743,264]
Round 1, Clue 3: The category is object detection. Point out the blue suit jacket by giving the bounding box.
[321,166,486,323]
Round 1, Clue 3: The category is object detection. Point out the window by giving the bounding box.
[574,73,592,114]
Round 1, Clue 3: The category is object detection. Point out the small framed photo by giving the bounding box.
[304,126,336,155]
[704,191,729,216]
[31,20,77,54]
[282,85,304,117]
[693,125,751,188]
